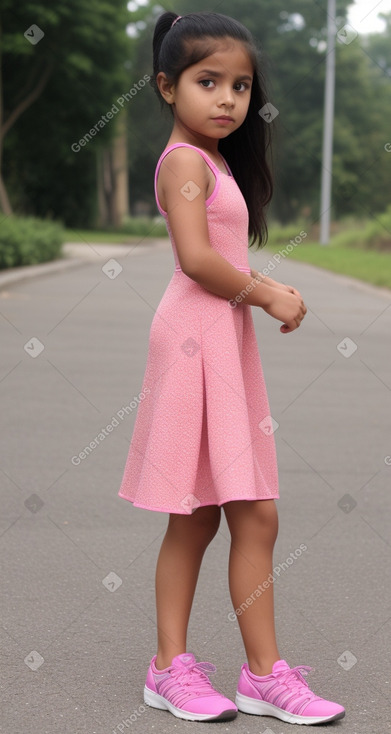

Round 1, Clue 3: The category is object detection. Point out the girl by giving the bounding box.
[118,10,345,726]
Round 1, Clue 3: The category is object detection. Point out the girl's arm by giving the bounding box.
[160,148,305,330]
[160,148,272,307]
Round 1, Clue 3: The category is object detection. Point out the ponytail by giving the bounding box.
[151,12,179,106]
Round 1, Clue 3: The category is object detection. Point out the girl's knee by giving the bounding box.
[254,499,278,526]
[197,505,221,541]
[224,499,278,541]
[168,505,221,544]
[224,498,277,521]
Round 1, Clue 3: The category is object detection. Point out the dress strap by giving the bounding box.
[219,152,233,177]
[154,143,226,215]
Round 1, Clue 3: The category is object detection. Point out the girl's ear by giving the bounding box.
[156,72,176,104]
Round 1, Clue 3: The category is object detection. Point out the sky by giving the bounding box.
[347,0,391,33]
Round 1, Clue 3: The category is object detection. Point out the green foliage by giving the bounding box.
[119,216,168,237]
[128,1,391,224]
[331,205,391,250]
[2,0,391,229]
[1,0,132,226]
[0,216,64,269]
[263,221,309,247]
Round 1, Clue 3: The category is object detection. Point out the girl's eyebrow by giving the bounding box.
[195,69,253,81]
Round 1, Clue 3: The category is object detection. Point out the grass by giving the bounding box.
[260,213,391,290]
[64,216,168,243]
[64,229,154,244]
[263,240,391,290]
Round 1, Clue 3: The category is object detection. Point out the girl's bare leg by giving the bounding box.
[155,504,221,670]
[223,499,281,676]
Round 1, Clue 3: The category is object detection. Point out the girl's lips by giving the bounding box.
[213,117,234,125]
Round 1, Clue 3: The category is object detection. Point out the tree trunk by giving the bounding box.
[0,169,13,216]
[97,109,129,228]
[0,17,12,216]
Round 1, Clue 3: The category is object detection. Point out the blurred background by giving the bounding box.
[1,0,391,286]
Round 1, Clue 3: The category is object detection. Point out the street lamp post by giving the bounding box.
[320,0,336,245]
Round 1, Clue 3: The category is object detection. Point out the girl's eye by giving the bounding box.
[199,80,250,92]
[234,82,249,92]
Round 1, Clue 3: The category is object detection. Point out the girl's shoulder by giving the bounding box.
[155,143,213,186]
[154,143,213,214]
[156,142,222,176]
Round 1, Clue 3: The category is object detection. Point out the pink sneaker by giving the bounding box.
[144,652,238,721]
[236,659,345,725]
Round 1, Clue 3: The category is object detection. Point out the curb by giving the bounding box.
[0,256,89,291]
[0,239,171,291]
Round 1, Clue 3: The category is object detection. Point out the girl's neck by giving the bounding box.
[167,122,220,157]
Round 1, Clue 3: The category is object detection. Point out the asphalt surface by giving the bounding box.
[1,240,391,734]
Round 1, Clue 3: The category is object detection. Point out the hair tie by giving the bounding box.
[171,15,182,28]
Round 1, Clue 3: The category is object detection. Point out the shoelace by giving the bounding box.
[272,665,323,707]
[169,660,218,697]
[276,665,312,690]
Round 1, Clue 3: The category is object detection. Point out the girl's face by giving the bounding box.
[158,39,253,144]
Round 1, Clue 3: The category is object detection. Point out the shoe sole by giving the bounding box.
[235,692,345,725]
[144,686,237,722]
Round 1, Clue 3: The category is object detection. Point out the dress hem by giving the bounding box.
[117,491,279,514]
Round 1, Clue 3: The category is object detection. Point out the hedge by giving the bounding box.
[0,216,65,270]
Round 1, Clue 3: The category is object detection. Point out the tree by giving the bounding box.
[1,0,131,223]
[2,1,390,226]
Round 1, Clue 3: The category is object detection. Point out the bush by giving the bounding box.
[119,216,168,237]
[330,228,368,249]
[363,205,391,250]
[266,221,309,247]
[0,216,65,270]
[267,207,391,251]
[331,206,391,251]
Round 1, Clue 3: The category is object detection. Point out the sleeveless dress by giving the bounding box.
[118,143,279,514]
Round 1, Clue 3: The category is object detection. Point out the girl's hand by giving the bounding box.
[262,288,307,333]
[251,270,302,312]
[251,270,303,301]
[275,282,303,299]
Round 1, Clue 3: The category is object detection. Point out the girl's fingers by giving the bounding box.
[281,322,296,333]
[280,299,307,333]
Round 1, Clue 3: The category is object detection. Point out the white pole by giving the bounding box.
[320,0,336,245]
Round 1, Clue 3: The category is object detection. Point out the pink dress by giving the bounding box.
[118,143,279,514]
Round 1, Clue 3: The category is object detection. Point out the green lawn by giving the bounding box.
[64,229,147,244]
[263,241,391,290]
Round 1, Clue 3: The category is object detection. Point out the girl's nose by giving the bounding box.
[218,86,235,107]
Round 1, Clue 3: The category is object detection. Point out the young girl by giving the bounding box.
[118,10,345,726]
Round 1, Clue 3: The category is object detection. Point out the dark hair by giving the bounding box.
[151,10,275,249]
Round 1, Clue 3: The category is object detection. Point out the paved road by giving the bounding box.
[1,241,391,733]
